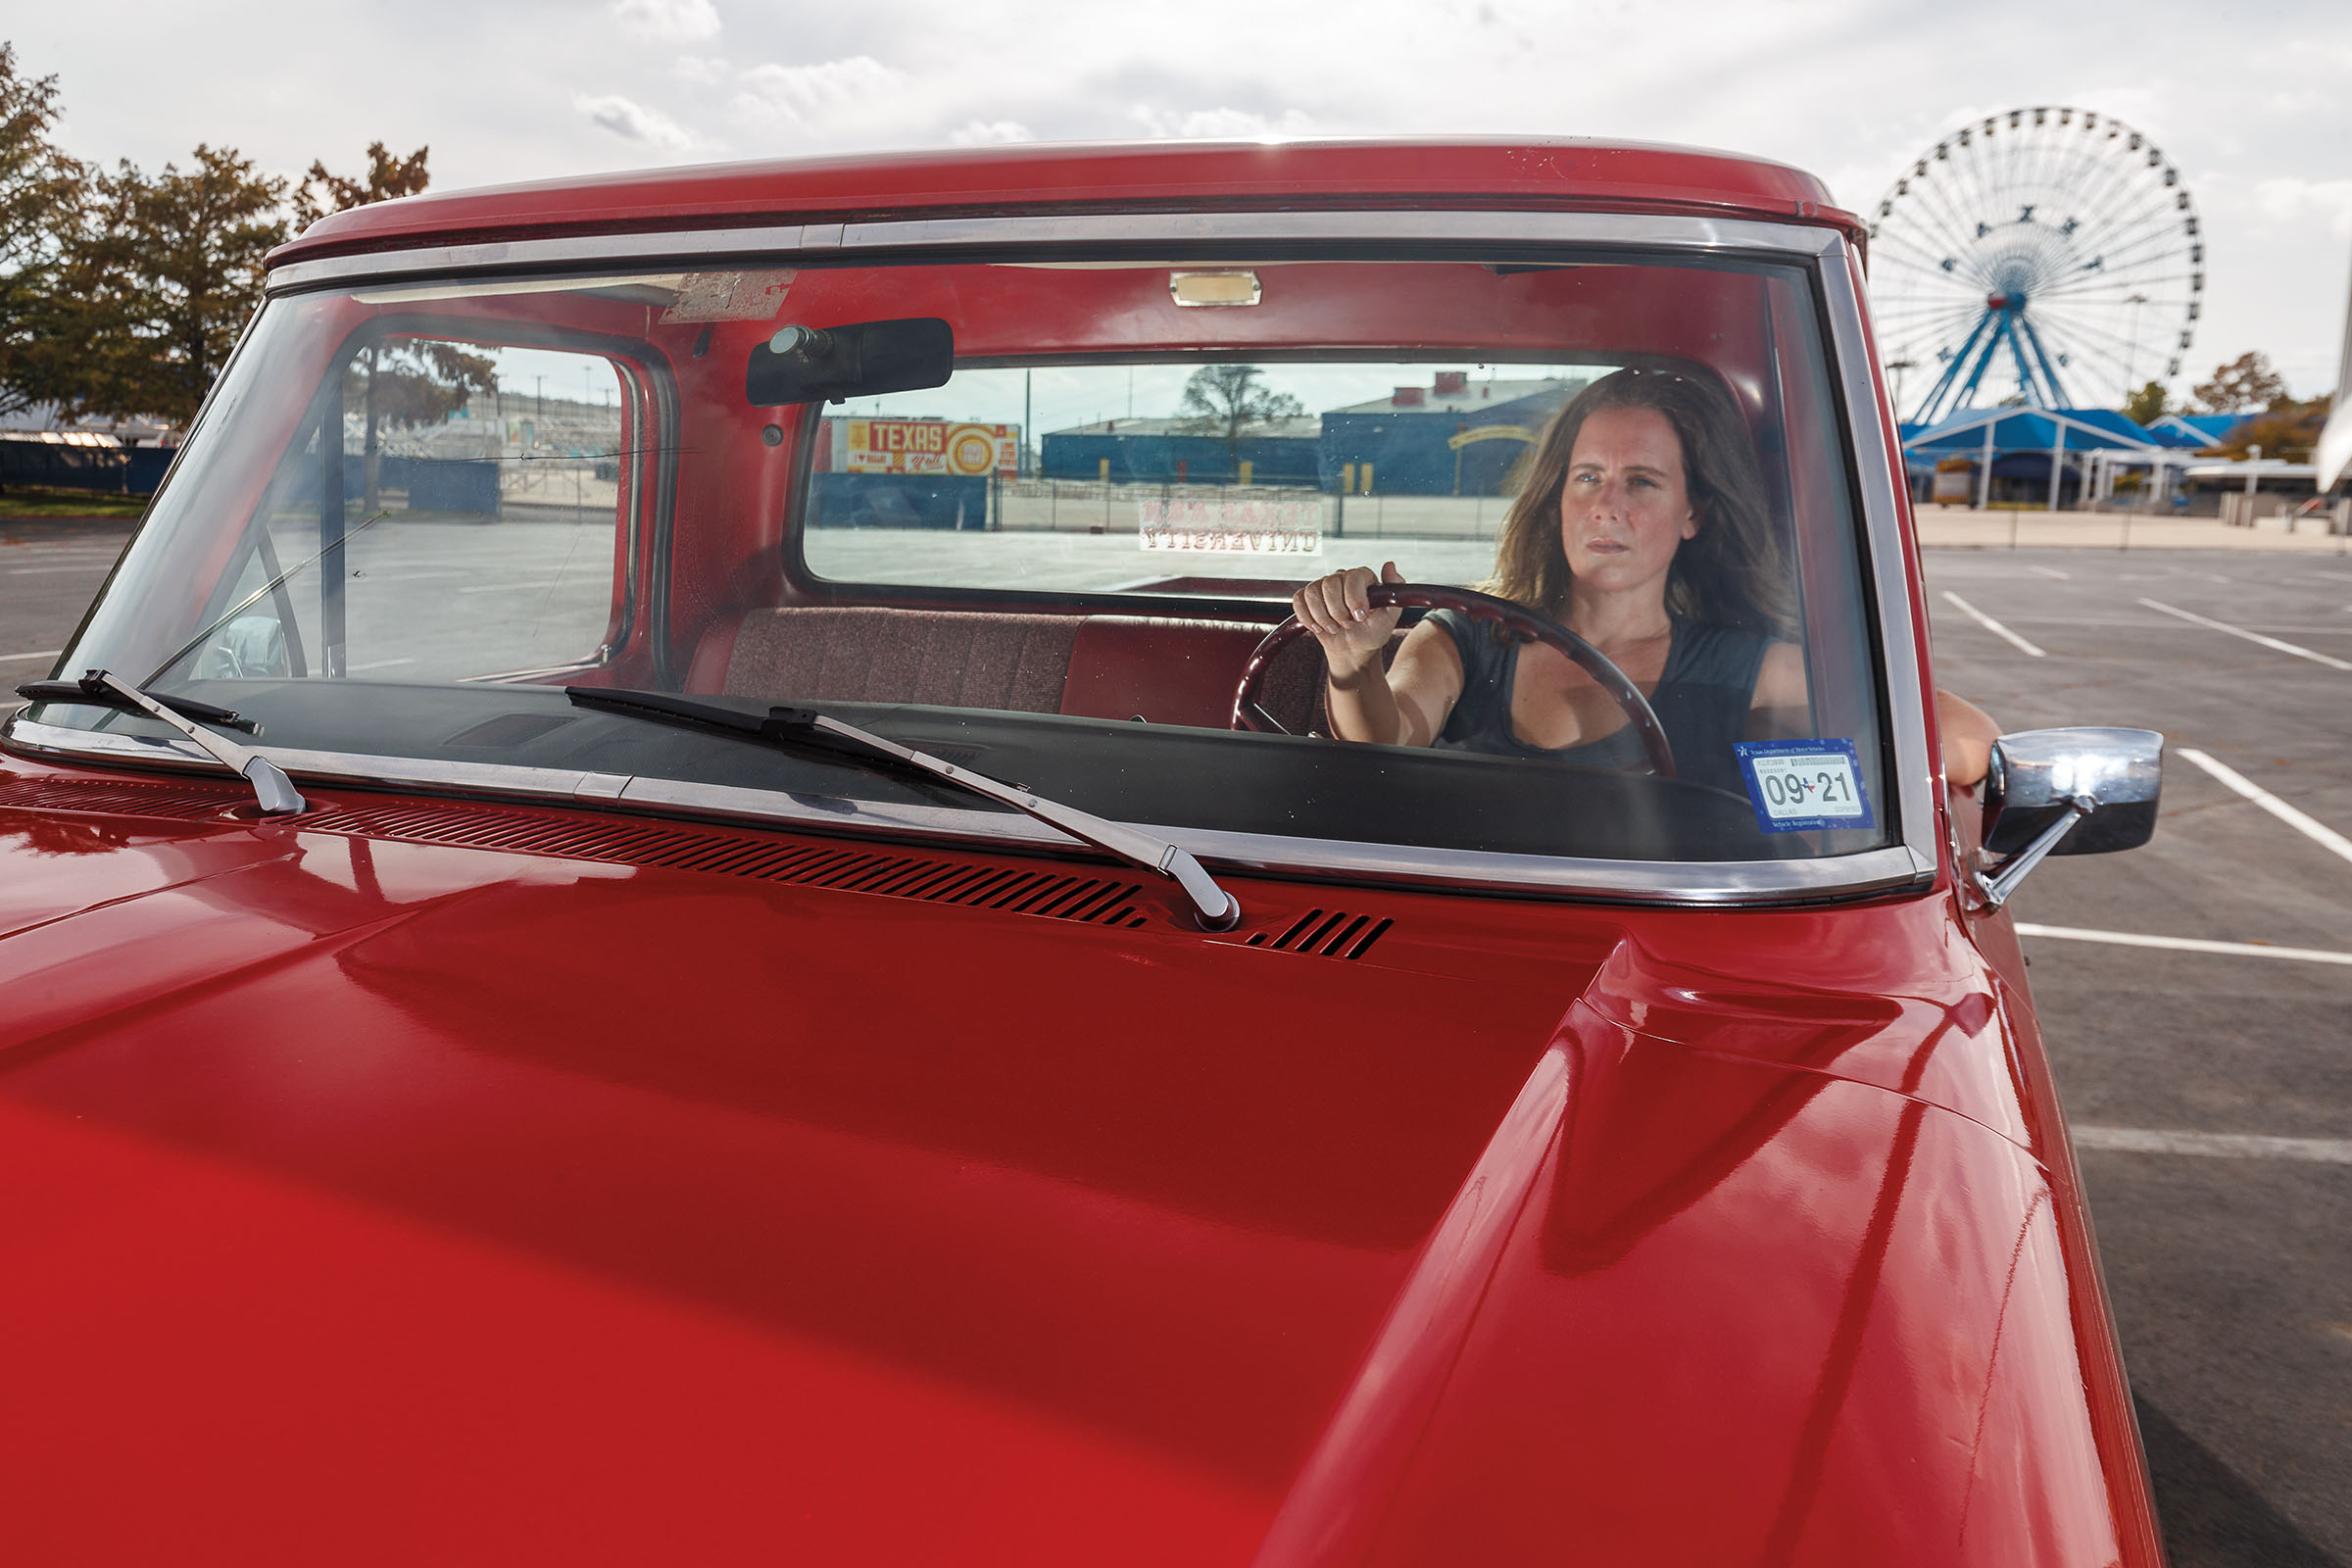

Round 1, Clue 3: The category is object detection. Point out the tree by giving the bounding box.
[0,44,89,419]
[2120,380,2169,426]
[2206,395,2328,463]
[0,45,442,438]
[291,141,430,231]
[1177,364,1303,475]
[289,144,489,509]
[62,145,289,425]
[2190,352,2288,415]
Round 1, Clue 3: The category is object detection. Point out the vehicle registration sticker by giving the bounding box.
[1734,738,1875,833]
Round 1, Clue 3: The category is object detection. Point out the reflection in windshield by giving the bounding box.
[32,256,1892,873]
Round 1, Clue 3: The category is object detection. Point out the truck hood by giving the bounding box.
[0,781,2122,1565]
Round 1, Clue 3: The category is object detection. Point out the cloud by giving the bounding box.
[732,56,907,133]
[1130,105,1314,141]
[2251,175,2352,237]
[949,120,1033,146]
[671,54,730,85]
[572,92,697,153]
[612,0,720,41]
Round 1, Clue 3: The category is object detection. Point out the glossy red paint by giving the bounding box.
[270,138,1864,268]
[0,756,2150,1564]
[0,142,2157,1565]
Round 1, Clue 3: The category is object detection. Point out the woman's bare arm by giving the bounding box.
[1746,641,1811,739]
[1751,644,1998,786]
[1292,564,1464,747]
[1936,689,1999,788]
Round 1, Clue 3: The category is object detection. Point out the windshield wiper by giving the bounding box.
[18,669,307,815]
[565,687,1241,931]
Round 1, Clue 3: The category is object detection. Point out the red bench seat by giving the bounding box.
[688,607,1330,733]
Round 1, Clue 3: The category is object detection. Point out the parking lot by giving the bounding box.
[3,520,2347,1565]
[1925,546,2352,1567]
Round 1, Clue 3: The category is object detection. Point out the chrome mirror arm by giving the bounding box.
[1973,792,2094,908]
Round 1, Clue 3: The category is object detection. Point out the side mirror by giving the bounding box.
[746,318,955,406]
[1974,726,2163,906]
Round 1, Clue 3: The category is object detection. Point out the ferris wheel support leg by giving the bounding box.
[2017,315,2070,408]
[2002,318,2041,410]
[1915,312,1993,425]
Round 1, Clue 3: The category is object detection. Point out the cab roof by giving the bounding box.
[270,137,1861,269]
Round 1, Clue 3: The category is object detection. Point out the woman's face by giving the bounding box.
[1556,405,1697,597]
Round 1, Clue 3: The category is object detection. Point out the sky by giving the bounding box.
[12,0,2351,402]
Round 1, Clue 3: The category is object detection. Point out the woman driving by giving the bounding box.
[1294,367,1997,789]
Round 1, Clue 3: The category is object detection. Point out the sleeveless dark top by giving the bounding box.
[1425,608,1770,796]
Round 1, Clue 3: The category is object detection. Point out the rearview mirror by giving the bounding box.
[745,318,955,406]
[1974,726,2164,906]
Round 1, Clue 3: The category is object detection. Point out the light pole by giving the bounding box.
[2121,293,2148,402]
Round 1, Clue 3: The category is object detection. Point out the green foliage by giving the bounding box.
[2190,352,2289,415]
[2120,380,2168,425]
[60,145,291,425]
[0,44,87,418]
[0,41,436,429]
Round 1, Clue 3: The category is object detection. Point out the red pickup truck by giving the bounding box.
[1,138,2166,1566]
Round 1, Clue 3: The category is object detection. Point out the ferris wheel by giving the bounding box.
[1865,106,2203,426]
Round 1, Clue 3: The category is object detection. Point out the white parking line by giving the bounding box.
[2136,598,2352,671]
[2001,615,2352,634]
[2016,921,2352,967]
[2175,749,2352,869]
[5,564,111,575]
[0,648,62,662]
[2072,1126,2352,1165]
[2025,564,2071,579]
[457,580,563,594]
[1938,592,2046,657]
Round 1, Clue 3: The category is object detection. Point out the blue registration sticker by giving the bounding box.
[1734,738,1876,833]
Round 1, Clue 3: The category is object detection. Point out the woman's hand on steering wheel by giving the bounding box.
[1292,562,1406,674]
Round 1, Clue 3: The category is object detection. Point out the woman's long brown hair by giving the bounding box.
[1485,367,1796,637]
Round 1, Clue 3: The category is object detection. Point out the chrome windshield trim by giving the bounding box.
[266,210,1847,294]
[6,717,1934,906]
[1814,242,1944,882]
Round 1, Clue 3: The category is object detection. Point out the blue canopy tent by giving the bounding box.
[1901,407,2181,508]
[2149,412,2245,449]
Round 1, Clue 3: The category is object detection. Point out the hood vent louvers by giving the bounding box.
[1244,907,1392,960]
[0,776,245,821]
[0,774,1151,929]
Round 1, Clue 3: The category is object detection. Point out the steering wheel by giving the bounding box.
[1228,582,1677,778]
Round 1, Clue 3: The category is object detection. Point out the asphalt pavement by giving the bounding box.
[0,519,129,694]
[1926,545,2352,1568]
[3,518,2347,1565]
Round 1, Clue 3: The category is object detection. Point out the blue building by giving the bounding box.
[1040,371,1594,494]
[1320,374,1590,495]
[1041,416,1322,485]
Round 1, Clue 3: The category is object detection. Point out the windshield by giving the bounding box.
[26,250,1893,874]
